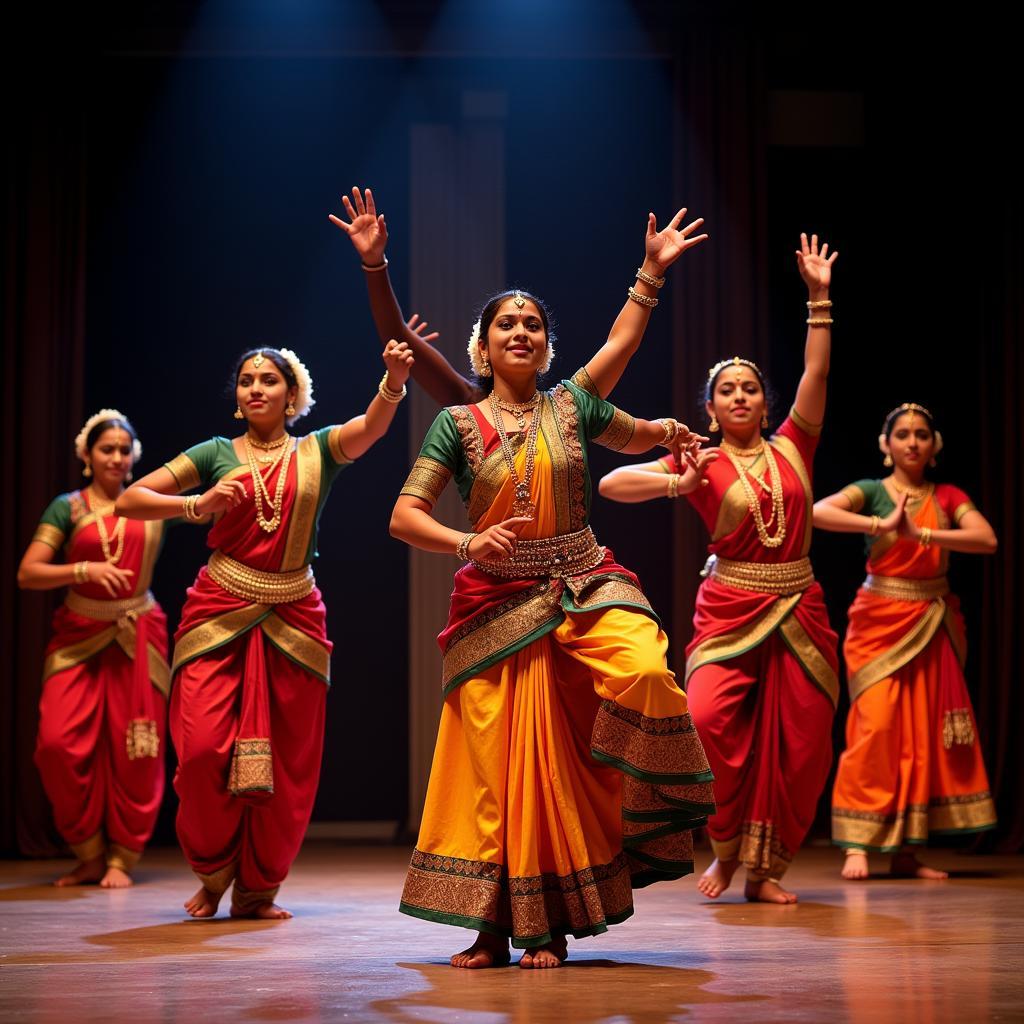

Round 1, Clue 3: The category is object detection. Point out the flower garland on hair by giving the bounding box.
[277,348,315,424]
[74,409,142,463]
[465,319,555,378]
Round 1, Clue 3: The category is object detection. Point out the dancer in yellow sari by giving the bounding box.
[814,403,997,879]
[382,257,719,974]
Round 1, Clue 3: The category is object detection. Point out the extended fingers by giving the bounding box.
[341,195,357,221]
[667,207,688,231]
[351,187,366,216]
[679,216,703,237]
[800,232,810,256]
[364,187,377,217]
[646,212,657,237]
[327,213,351,233]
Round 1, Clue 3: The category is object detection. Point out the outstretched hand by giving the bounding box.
[329,187,387,265]
[645,208,708,273]
[406,313,440,344]
[795,233,838,292]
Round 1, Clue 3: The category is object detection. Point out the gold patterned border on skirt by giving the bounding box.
[711,820,794,879]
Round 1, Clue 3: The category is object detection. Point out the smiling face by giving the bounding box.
[706,364,766,438]
[236,355,297,429]
[478,299,549,383]
[86,426,134,490]
[883,411,936,478]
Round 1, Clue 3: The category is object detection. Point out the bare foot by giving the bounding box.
[54,855,105,887]
[841,851,869,880]
[697,857,739,899]
[890,852,948,880]
[230,901,293,920]
[100,866,133,889]
[744,877,798,904]
[184,885,224,918]
[519,935,568,969]
[450,932,510,969]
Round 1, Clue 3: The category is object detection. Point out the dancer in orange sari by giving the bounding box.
[358,189,714,968]
[18,411,170,888]
[814,403,997,879]
[118,340,413,918]
[600,234,840,903]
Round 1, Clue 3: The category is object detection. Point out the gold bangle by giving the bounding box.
[456,532,478,561]
[806,317,834,326]
[74,561,89,584]
[361,257,389,272]
[869,515,880,536]
[378,372,407,404]
[919,526,933,547]
[659,417,679,445]
[806,299,833,309]
[667,474,680,499]
[627,286,658,308]
[182,495,202,522]
[635,266,665,289]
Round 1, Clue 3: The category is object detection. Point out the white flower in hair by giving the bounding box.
[277,348,315,424]
[74,409,142,462]
[466,320,486,376]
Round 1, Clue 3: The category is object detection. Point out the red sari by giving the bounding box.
[675,409,839,879]
[165,429,346,910]
[32,488,169,871]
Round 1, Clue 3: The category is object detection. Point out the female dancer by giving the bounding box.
[351,191,716,969]
[600,234,840,904]
[814,403,997,879]
[117,340,413,918]
[18,411,169,887]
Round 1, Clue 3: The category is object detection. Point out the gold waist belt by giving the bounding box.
[863,574,949,601]
[708,556,815,595]
[66,589,155,622]
[474,525,605,580]
[207,550,315,605]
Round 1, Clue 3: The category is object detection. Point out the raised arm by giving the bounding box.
[583,208,708,400]
[329,186,480,407]
[334,340,414,460]
[792,233,838,427]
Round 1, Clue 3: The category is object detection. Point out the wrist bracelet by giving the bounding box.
[627,286,658,308]
[667,474,681,499]
[659,417,679,445]
[806,299,833,309]
[919,526,933,547]
[361,257,389,273]
[182,494,203,523]
[869,514,880,536]
[806,317,834,326]
[378,372,407,404]
[636,266,666,289]
[74,561,89,584]
[456,532,478,561]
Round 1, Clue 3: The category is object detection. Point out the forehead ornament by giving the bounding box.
[513,291,526,310]
[252,350,265,369]
[707,356,763,382]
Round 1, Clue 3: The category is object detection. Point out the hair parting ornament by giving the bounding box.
[707,355,764,385]
[74,409,142,462]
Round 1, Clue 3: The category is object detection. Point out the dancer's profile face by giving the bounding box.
[884,412,936,475]
[87,427,134,489]
[236,356,296,428]
[480,299,548,382]
[706,365,765,435]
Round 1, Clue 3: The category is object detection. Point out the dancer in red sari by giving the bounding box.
[814,403,997,879]
[18,411,170,888]
[600,234,839,903]
[118,340,413,918]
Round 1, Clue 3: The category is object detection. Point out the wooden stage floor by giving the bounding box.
[1,843,1021,1023]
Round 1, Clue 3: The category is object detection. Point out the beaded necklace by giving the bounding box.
[87,486,126,564]
[243,434,293,533]
[489,391,542,519]
[721,442,787,548]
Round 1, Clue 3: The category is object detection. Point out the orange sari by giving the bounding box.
[831,480,996,850]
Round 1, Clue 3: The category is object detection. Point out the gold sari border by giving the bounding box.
[847,599,946,702]
[789,404,823,437]
[779,614,840,708]
[593,407,636,452]
[231,883,281,915]
[228,737,274,796]
[43,626,119,682]
[165,453,200,492]
[32,523,66,550]
[171,604,271,676]
[953,500,977,525]
[401,456,452,507]
[685,593,802,683]
[711,475,751,542]
[712,821,794,879]
[70,831,106,862]
[466,438,523,526]
[327,425,354,466]
[863,574,949,601]
[840,483,865,513]
[262,612,331,683]
[136,520,164,595]
[768,433,814,555]
[281,434,322,571]
[106,843,141,873]
[115,630,172,697]
[196,861,237,895]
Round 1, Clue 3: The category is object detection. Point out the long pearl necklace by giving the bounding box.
[243,433,293,532]
[489,391,542,519]
[88,487,126,564]
[722,442,787,548]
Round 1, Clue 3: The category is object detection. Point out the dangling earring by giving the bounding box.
[234,406,244,420]
[83,464,92,478]
[479,353,492,378]
[883,453,893,468]
[709,415,719,432]
[125,470,133,482]
[761,412,769,429]
[285,402,296,417]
